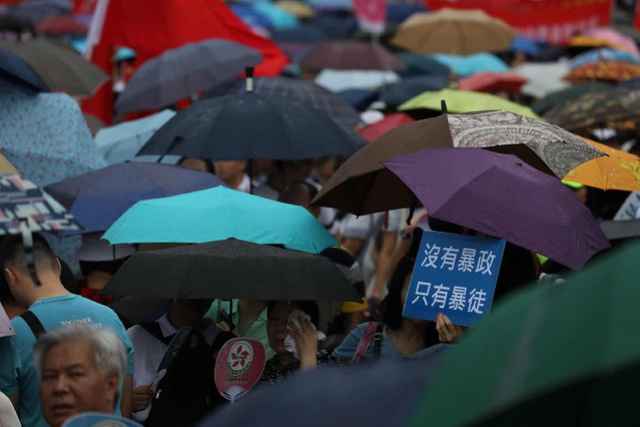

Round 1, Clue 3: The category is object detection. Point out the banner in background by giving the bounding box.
[353,0,387,35]
[426,0,614,43]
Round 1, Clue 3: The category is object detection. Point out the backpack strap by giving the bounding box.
[352,322,381,363]
[20,310,46,338]
[140,321,174,346]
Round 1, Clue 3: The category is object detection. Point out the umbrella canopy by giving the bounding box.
[397,52,451,78]
[315,69,398,92]
[569,48,640,70]
[0,174,80,236]
[543,87,640,134]
[563,139,640,192]
[564,61,640,83]
[94,110,176,164]
[206,77,360,132]
[313,112,604,214]
[431,53,508,77]
[45,163,222,233]
[0,89,107,186]
[103,186,336,254]
[384,148,608,269]
[0,48,48,93]
[300,41,405,72]
[580,27,640,56]
[358,113,414,142]
[412,241,640,427]
[115,39,263,114]
[137,91,362,161]
[0,37,107,97]
[457,72,527,94]
[512,61,571,99]
[531,83,612,116]
[400,89,538,118]
[336,88,380,111]
[271,26,327,43]
[252,1,299,30]
[36,15,88,36]
[379,75,450,108]
[275,0,314,19]
[105,239,357,301]
[391,9,515,55]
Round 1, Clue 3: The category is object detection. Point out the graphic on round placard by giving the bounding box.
[227,340,255,375]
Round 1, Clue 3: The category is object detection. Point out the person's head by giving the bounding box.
[267,301,319,354]
[35,324,126,427]
[213,160,247,188]
[0,234,61,307]
[179,158,213,174]
[168,299,213,328]
[313,157,339,184]
[278,181,320,217]
[270,160,314,192]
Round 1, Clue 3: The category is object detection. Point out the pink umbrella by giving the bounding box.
[458,72,527,93]
[358,113,414,142]
[582,28,640,57]
[0,303,13,338]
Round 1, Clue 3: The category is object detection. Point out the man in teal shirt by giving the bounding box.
[0,235,134,427]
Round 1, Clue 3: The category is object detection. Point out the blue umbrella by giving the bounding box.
[271,26,328,43]
[232,3,274,30]
[0,86,106,186]
[569,48,640,69]
[253,1,299,30]
[432,53,508,77]
[510,36,544,56]
[94,110,176,164]
[380,75,450,108]
[46,163,221,233]
[307,0,352,10]
[103,186,336,254]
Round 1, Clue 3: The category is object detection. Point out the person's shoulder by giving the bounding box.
[63,295,125,329]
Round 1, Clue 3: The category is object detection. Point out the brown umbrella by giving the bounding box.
[300,41,405,73]
[544,87,640,135]
[391,9,515,55]
[313,111,604,214]
[0,37,108,97]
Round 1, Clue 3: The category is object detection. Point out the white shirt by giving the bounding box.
[127,315,176,422]
[0,391,20,427]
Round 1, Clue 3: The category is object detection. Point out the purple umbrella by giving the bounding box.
[384,148,609,269]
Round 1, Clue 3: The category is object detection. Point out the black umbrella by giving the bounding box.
[379,75,450,108]
[199,353,447,427]
[0,47,48,93]
[115,39,262,114]
[105,239,360,301]
[397,53,451,78]
[138,91,363,160]
[206,77,360,132]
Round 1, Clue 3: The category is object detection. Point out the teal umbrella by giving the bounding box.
[103,186,336,253]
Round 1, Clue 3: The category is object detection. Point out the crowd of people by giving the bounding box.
[0,0,638,426]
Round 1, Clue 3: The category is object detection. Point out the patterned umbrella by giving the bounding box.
[115,39,262,114]
[543,87,640,135]
[206,77,360,132]
[0,87,107,186]
[0,37,107,97]
[565,61,640,83]
[300,41,405,73]
[532,83,612,116]
[391,9,515,55]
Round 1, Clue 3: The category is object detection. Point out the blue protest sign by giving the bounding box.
[402,231,506,327]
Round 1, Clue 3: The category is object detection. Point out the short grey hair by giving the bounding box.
[34,323,126,385]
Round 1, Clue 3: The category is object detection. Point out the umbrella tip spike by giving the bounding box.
[245,66,255,93]
[441,100,448,114]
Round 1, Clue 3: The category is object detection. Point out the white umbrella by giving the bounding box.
[315,69,399,93]
[512,61,570,99]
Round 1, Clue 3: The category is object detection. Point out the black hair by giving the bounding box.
[493,242,539,303]
[267,300,320,329]
[0,234,56,271]
[278,180,319,204]
[79,258,127,277]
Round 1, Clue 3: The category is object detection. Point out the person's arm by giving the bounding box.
[121,374,133,417]
[340,238,364,259]
[288,315,318,370]
[370,231,399,299]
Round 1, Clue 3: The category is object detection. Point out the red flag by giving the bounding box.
[635,2,640,31]
[82,0,288,124]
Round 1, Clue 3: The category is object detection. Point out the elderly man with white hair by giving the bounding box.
[34,324,126,427]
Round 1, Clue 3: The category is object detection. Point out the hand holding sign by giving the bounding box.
[436,313,465,343]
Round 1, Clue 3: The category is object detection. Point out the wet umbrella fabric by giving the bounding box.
[411,241,640,427]
[431,53,508,77]
[300,41,405,72]
[103,186,336,254]
[105,239,357,301]
[206,77,360,132]
[379,75,449,108]
[358,113,414,142]
[115,39,262,114]
[397,52,451,78]
[0,88,107,186]
[384,148,609,269]
[565,61,640,83]
[531,83,612,115]
[138,92,362,161]
[0,37,107,97]
[45,163,221,233]
[0,48,48,93]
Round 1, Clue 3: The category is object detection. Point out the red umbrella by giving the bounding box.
[358,113,414,142]
[458,72,527,93]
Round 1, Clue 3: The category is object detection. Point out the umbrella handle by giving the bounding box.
[441,100,448,114]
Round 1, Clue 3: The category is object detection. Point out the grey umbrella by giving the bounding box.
[115,39,262,114]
